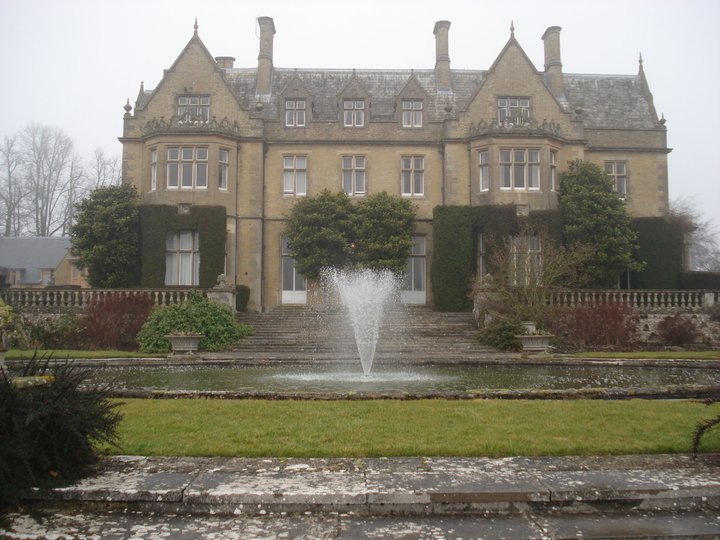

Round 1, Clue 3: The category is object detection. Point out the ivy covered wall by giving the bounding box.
[431,207,688,311]
[139,205,227,288]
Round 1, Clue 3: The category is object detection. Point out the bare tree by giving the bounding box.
[88,147,120,189]
[0,135,31,236]
[670,196,720,272]
[20,124,86,237]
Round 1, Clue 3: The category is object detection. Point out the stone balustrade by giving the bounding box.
[0,288,207,311]
[546,289,717,312]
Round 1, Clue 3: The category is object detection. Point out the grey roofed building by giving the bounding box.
[0,237,71,287]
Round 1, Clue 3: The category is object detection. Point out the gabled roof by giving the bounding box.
[134,30,659,130]
[0,237,71,283]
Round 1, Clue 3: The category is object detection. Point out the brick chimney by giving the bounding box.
[215,56,235,69]
[433,20,452,92]
[256,16,276,97]
[541,26,563,97]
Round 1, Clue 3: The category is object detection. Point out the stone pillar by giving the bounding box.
[206,274,236,312]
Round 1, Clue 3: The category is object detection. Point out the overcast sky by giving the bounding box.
[1,0,718,231]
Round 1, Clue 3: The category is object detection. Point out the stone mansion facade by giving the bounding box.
[120,17,669,311]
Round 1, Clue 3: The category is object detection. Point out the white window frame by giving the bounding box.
[219,149,229,191]
[550,150,557,192]
[509,235,542,286]
[401,99,423,128]
[343,100,365,127]
[479,150,489,192]
[402,236,426,304]
[401,156,425,197]
[285,99,306,127]
[605,161,628,198]
[342,155,366,196]
[497,97,530,123]
[165,230,200,286]
[167,147,208,190]
[177,95,210,124]
[150,149,157,191]
[499,148,540,191]
[283,156,307,196]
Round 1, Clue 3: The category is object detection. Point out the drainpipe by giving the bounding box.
[260,143,268,312]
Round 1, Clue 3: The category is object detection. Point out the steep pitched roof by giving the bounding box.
[135,32,658,130]
[0,237,71,283]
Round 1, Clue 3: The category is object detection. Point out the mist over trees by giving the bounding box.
[670,196,720,272]
[0,124,120,237]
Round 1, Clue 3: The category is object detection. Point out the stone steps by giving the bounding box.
[234,306,495,357]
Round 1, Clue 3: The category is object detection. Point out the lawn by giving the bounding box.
[104,398,720,458]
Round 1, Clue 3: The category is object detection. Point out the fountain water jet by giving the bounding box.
[323,268,401,375]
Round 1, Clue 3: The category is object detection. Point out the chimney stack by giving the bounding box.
[256,16,276,97]
[215,56,235,69]
[542,26,563,97]
[433,20,452,92]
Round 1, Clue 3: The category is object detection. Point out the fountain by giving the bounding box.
[322,268,401,375]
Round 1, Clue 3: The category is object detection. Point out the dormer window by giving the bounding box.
[343,100,365,127]
[285,99,306,127]
[497,97,530,123]
[177,95,210,123]
[401,99,423,128]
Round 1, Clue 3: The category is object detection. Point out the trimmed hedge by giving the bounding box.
[139,205,226,288]
[681,271,720,289]
[630,217,684,289]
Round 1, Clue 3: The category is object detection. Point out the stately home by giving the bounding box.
[120,17,670,311]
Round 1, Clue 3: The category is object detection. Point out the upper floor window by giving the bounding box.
[550,150,558,192]
[479,150,490,192]
[500,149,540,190]
[285,99,306,127]
[177,95,210,123]
[401,99,423,128]
[150,149,157,191]
[401,156,424,196]
[605,161,627,198]
[343,100,365,127]
[219,149,229,191]
[284,156,307,196]
[342,156,366,196]
[497,97,530,123]
[167,147,208,189]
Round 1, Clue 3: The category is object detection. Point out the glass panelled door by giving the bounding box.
[401,236,426,304]
[281,237,306,304]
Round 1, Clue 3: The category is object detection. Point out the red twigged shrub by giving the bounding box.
[82,293,155,350]
[657,314,698,346]
[550,302,639,350]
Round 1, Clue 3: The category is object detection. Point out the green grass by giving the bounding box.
[103,399,720,458]
[572,351,720,360]
[5,349,163,360]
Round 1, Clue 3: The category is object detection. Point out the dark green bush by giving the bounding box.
[477,319,523,352]
[0,355,121,508]
[137,294,253,353]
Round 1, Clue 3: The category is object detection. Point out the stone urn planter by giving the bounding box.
[166,333,204,355]
[515,333,553,353]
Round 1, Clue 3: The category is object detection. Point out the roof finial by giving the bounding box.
[510,20,515,37]
[194,17,199,36]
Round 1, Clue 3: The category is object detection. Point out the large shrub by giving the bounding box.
[550,302,639,350]
[656,314,698,347]
[82,293,155,350]
[137,294,253,353]
[0,355,121,508]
